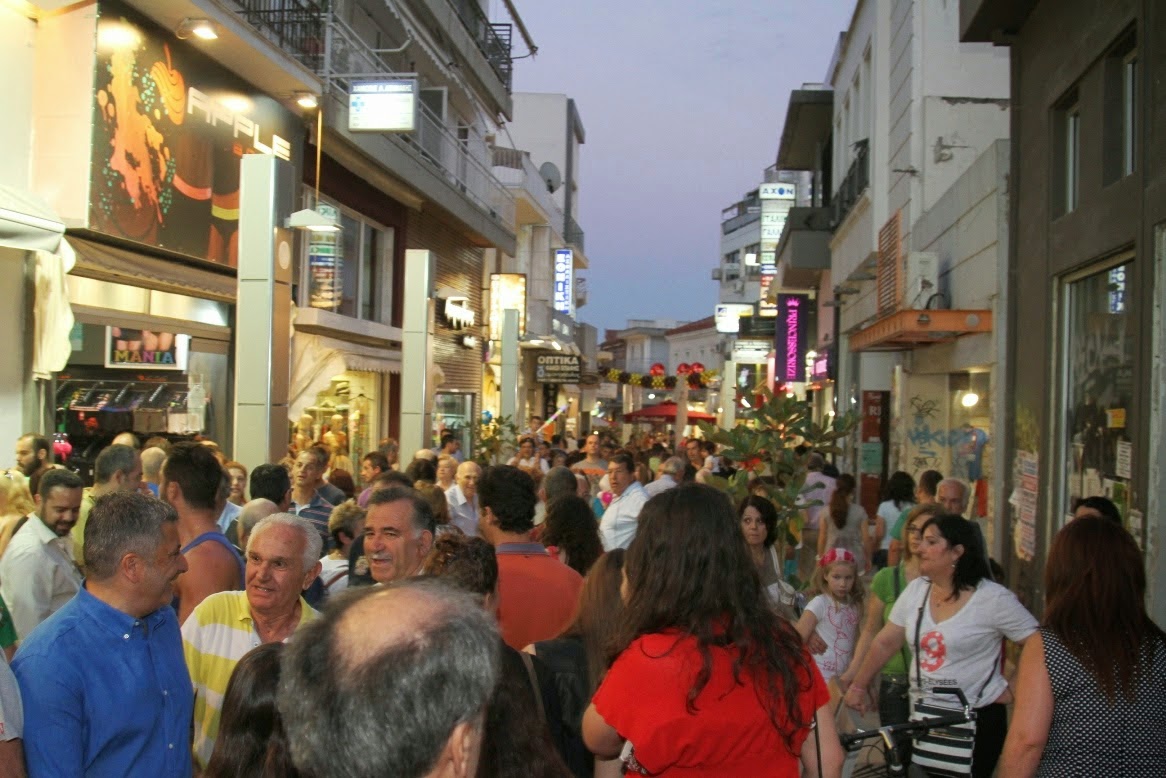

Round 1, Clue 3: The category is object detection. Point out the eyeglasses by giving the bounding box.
[906,526,922,537]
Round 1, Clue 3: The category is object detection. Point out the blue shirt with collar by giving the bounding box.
[12,585,194,777]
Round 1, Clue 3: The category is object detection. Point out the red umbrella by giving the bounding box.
[623,401,716,423]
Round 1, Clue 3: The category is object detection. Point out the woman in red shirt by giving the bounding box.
[583,483,844,776]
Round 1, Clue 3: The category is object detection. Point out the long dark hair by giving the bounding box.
[882,471,915,509]
[616,484,816,751]
[829,473,857,530]
[204,643,300,778]
[1044,516,1166,704]
[563,549,625,697]
[541,496,604,576]
[921,514,991,601]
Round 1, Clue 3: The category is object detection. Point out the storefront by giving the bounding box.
[22,1,305,469]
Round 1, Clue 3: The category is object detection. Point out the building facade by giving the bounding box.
[962,0,1166,617]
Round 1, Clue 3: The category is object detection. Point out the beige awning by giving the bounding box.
[290,333,401,420]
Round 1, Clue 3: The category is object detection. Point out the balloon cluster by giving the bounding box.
[602,362,718,389]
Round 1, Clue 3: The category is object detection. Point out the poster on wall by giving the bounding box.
[90,1,303,267]
[105,327,190,370]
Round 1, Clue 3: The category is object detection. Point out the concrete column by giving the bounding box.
[233,155,293,472]
[0,249,38,442]
[400,250,434,455]
[721,358,737,429]
[499,308,519,423]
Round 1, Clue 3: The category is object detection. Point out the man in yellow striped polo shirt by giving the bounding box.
[181,513,322,769]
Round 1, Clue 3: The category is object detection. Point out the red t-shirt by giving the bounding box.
[592,630,828,776]
[495,543,583,649]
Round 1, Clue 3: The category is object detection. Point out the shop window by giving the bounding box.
[433,392,474,454]
[1058,257,1135,527]
[304,199,393,323]
[294,372,381,487]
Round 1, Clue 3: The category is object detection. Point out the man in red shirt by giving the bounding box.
[478,465,582,649]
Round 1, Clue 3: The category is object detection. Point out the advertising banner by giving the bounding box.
[775,293,809,382]
[90,2,303,267]
[105,327,189,370]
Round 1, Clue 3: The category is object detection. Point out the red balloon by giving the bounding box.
[676,363,691,375]
[690,362,705,374]
[649,362,666,377]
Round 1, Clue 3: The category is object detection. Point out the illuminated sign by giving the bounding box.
[759,183,797,200]
[759,274,777,317]
[442,296,476,330]
[775,294,810,382]
[714,303,753,334]
[105,327,190,370]
[535,353,581,383]
[733,339,771,364]
[489,273,527,342]
[553,249,574,317]
[349,79,418,132]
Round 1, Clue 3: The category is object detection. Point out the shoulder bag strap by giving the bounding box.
[894,565,910,670]
[519,651,548,724]
[914,583,932,692]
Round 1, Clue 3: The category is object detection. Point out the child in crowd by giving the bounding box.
[797,547,864,703]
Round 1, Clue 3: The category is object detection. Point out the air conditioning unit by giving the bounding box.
[904,252,940,309]
[711,268,723,281]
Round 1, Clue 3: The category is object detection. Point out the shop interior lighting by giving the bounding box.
[961,391,980,408]
[286,208,340,232]
[296,93,320,109]
[176,18,218,40]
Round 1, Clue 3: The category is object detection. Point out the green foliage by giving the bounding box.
[698,385,857,585]
[471,415,519,466]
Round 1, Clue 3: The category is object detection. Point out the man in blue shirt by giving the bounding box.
[13,490,194,777]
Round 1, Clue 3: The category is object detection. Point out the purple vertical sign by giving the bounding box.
[775,294,809,382]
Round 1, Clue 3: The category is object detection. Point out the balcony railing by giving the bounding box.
[233,0,328,70]
[446,0,514,89]
[564,214,585,252]
[263,10,515,228]
[833,139,870,227]
[491,147,563,234]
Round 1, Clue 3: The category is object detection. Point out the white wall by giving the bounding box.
[0,8,36,190]
[507,94,570,212]
[667,329,720,372]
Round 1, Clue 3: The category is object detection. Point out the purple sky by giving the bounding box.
[508,0,856,333]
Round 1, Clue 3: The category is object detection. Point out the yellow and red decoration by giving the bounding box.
[603,362,718,389]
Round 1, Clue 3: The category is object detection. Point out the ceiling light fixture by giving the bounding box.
[961,391,980,408]
[296,93,319,109]
[176,18,218,40]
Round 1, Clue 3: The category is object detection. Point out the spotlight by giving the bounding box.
[176,18,218,40]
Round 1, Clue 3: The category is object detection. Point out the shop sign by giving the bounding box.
[732,339,770,364]
[442,296,476,330]
[714,303,752,334]
[307,202,343,311]
[775,294,809,382]
[759,183,796,200]
[759,274,777,317]
[535,352,580,384]
[489,273,526,341]
[105,327,189,370]
[90,2,303,267]
[811,351,833,381]
[553,249,574,317]
[349,79,418,132]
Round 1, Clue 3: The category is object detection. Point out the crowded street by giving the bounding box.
[0,0,1163,776]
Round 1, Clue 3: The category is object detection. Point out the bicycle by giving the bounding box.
[838,688,978,777]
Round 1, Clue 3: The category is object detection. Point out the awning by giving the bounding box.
[68,235,237,303]
[290,333,401,420]
[849,309,993,352]
[0,186,66,253]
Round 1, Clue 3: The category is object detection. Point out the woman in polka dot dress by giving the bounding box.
[999,517,1166,776]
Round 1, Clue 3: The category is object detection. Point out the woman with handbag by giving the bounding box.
[999,516,1166,776]
[583,484,843,776]
[842,514,1037,777]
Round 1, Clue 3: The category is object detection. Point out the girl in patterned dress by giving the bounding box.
[797,547,864,698]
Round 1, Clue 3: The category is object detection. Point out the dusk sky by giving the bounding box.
[508,0,856,334]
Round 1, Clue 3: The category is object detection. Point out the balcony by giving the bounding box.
[233,0,327,72]
[564,214,585,253]
[492,147,564,235]
[774,207,832,289]
[721,196,761,235]
[832,139,869,228]
[446,0,514,89]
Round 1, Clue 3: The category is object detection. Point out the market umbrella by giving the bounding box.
[622,401,716,424]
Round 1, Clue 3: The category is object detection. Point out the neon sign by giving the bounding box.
[775,293,809,382]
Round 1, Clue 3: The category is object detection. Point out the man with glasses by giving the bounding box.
[599,452,648,550]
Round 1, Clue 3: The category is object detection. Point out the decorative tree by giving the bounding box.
[698,385,857,587]
[471,414,519,466]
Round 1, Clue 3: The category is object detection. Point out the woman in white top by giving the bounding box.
[817,473,870,573]
[872,471,915,568]
[508,436,549,474]
[319,500,366,594]
[842,514,1037,778]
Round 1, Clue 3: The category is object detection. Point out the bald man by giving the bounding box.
[445,461,480,537]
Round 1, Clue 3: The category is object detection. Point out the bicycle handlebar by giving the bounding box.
[839,687,976,750]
